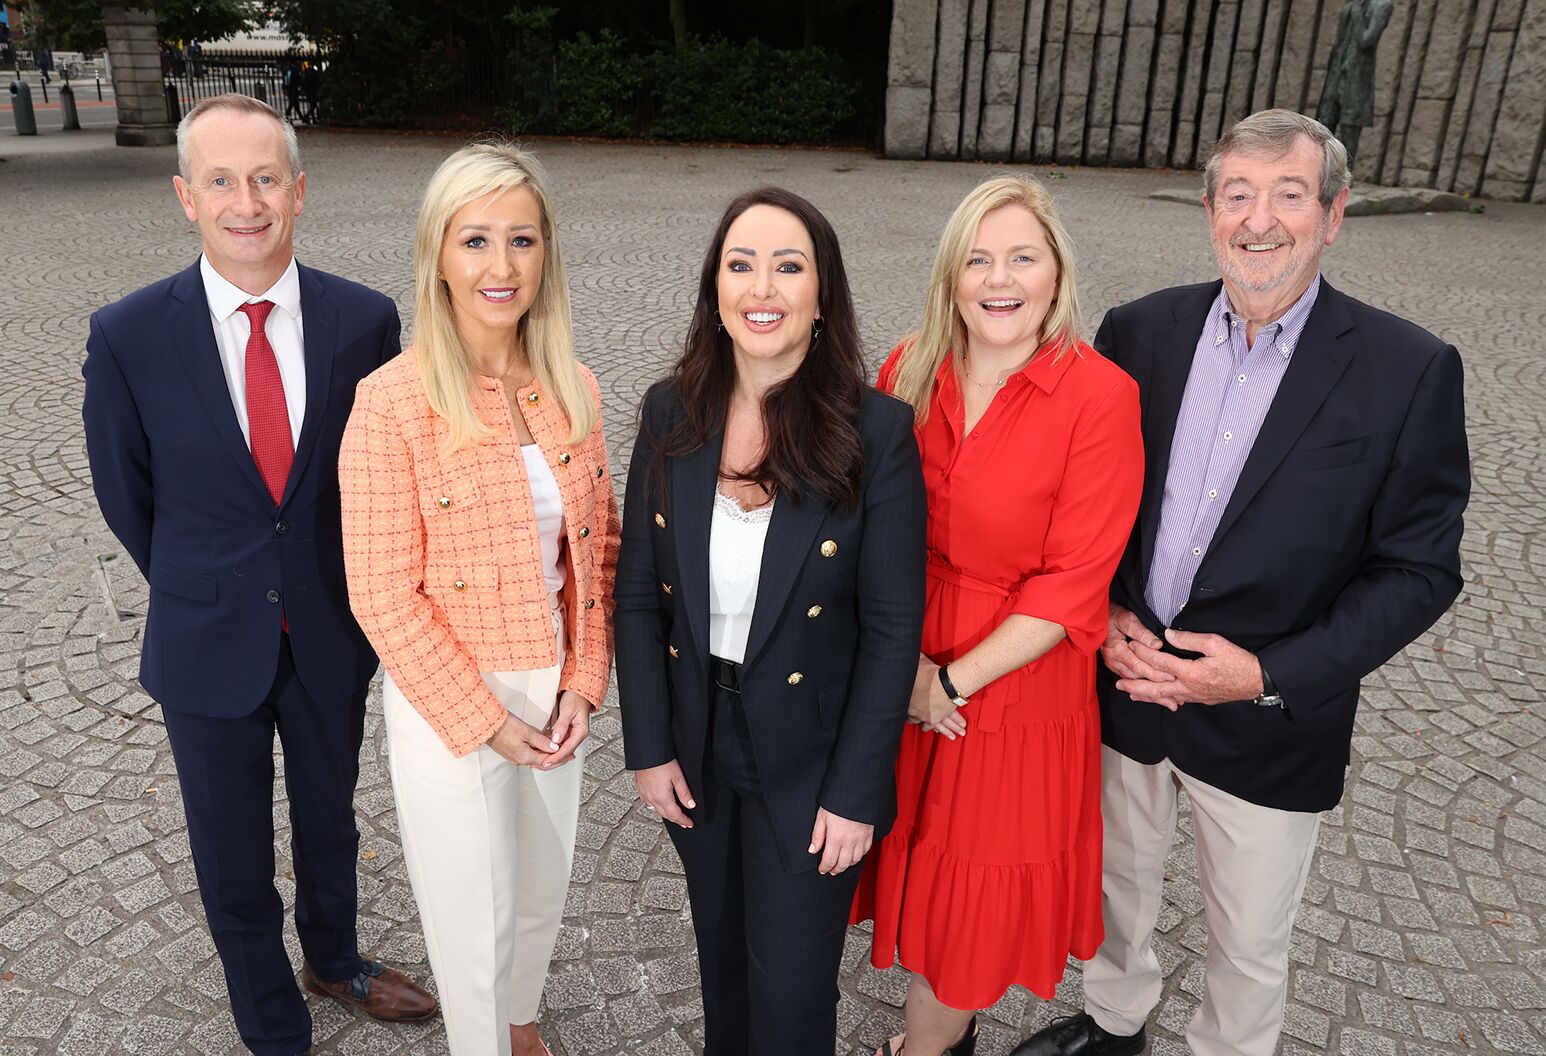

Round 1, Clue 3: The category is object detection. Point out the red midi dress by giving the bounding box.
[852,340,1144,1009]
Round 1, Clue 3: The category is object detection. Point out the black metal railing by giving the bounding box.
[164,50,322,125]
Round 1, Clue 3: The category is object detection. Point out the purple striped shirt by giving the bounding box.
[1145,275,1323,625]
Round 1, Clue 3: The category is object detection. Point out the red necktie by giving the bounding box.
[238,300,294,506]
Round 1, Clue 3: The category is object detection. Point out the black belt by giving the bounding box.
[710,655,742,693]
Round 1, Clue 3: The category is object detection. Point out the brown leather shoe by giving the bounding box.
[300,959,439,1023]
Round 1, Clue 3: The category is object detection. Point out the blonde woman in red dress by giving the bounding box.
[852,174,1144,1056]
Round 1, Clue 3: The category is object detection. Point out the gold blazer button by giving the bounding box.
[787,671,804,685]
[820,540,838,557]
[806,605,822,618]
[662,582,673,595]
[526,392,539,403]
[559,452,571,464]
[437,497,451,509]
[655,513,666,528]
[579,526,590,538]
[453,579,467,592]
[585,598,597,609]
[596,466,605,478]
[669,644,680,659]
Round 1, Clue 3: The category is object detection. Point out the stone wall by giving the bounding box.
[104,6,176,147]
[884,0,1546,202]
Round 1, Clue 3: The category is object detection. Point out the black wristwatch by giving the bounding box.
[1254,659,1284,710]
[938,665,969,708]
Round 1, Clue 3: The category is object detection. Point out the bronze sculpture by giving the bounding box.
[1316,0,1394,171]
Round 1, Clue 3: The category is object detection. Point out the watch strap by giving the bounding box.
[938,665,969,707]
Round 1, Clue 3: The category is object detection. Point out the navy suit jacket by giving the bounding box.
[1095,279,1469,812]
[83,259,401,717]
[615,382,927,871]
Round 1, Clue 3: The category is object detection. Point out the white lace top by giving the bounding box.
[708,486,773,663]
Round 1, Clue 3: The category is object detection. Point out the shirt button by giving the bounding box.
[275,521,288,535]
[1237,374,1247,383]
[1223,431,1232,441]
[1215,335,1227,346]
[1279,343,1291,355]
[1192,547,1202,556]
[1208,488,1218,499]
[266,589,281,603]
[558,452,571,464]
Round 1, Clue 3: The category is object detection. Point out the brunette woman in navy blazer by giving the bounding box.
[614,187,927,1055]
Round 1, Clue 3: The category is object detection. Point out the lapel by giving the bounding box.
[281,263,339,508]
[1137,282,1219,580]
[168,262,272,503]
[741,484,830,671]
[672,428,723,663]
[1208,281,1357,547]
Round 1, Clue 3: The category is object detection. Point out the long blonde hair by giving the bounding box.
[413,141,594,450]
[889,173,1082,422]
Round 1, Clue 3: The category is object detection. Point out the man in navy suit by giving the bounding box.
[83,94,436,1056]
[1016,109,1469,1056]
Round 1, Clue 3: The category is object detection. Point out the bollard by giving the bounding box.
[59,82,80,130]
[96,75,103,102]
[9,76,37,135]
[164,80,181,122]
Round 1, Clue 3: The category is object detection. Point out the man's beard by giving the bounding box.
[1214,213,1330,293]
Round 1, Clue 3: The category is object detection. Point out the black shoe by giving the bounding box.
[1010,1013,1146,1055]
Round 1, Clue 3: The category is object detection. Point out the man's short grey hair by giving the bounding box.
[1203,109,1351,209]
[176,93,301,180]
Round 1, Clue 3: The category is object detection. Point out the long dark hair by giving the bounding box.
[651,187,866,511]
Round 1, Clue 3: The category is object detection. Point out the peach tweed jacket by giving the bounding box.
[339,351,619,756]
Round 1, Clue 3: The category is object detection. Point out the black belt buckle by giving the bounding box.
[711,656,742,694]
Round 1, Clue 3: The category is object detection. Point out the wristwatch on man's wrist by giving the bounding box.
[938,665,970,708]
[1254,659,1284,709]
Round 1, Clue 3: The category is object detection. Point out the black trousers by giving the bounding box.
[668,685,862,1056]
[161,635,367,1056]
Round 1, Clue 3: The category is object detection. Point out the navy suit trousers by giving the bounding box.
[669,685,861,1056]
[161,635,367,1056]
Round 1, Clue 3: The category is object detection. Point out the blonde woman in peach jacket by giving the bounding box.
[339,142,618,1056]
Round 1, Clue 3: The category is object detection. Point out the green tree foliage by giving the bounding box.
[23,0,254,51]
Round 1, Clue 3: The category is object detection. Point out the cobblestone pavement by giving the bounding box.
[3,134,1544,1056]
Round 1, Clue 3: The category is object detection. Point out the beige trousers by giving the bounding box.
[383,606,583,1056]
[1083,746,1321,1056]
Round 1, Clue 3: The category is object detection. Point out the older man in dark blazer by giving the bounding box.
[1017,109,1469,1056]
[82,94,434,1055]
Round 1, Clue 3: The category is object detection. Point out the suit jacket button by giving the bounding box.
[806,604,822,618]
[437,497,451,509]
[662,582,673,595]
[266,589,281,603]
[669,644,680,659]
[655,513,666,528]
[585,598,596,609]
[820,540,838,557]
[559,452,571,464]
[453,579,467,592]
[275,520,288,535]
[787,671,804,685]
[579,526,590,538]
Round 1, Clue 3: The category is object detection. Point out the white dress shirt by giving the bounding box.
[200,255,306,447]
[520,443,570,598]
[708,487,772,663]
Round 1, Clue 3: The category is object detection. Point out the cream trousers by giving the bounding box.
[1083,745,1322,1056]
[383,605,583,1056]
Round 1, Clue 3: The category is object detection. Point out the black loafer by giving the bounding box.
[1010,1012,1146,1055]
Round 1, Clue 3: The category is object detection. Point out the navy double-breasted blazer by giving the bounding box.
[614,382,927,870]
[82,259,400,716]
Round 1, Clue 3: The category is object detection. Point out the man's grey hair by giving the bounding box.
[1203,109,1351,209]
[176,93,301,180]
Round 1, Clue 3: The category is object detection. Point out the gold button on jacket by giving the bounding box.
[558,452,571,464]
[787,671,804,685]
[579,526,590,538]
[655,513,666,528]
[669,645,680,659]
[436,496,451,509]
[820,540,838,557]
[806,604,822,618]
[453,579,467,592]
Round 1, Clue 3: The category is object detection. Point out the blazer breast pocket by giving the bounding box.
[417,474,482,517]
[1290,435,1371,471]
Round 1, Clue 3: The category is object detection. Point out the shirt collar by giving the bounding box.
[1215,273,1322,360]
[200,255,302,324]
[933,338,1081,396]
